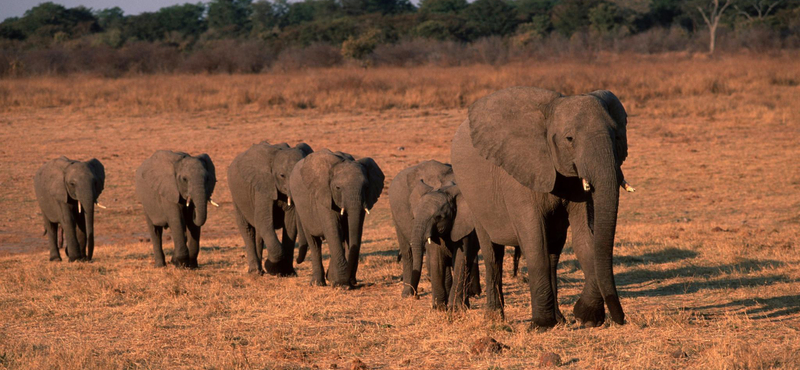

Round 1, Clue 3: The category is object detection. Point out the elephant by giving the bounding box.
[451,87,632,329]
[388,160,480,304]
[406,180,482,310]
[135,150,217,268]
[228,141,313,275]
[289,149,384,288]
[34,156,105,262]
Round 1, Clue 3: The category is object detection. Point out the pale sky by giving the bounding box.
[1,0,193,21]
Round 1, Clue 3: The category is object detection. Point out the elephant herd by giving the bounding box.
[33,87,634,330]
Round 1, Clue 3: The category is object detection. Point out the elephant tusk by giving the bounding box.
[340,208,345,216]
[186,197,191,207]
[95,202,107,209]
[622,180,636,193]
[287,197,292,207]
[77,202,82,214]
[209,199,220,207]
[427,237,432,245]
[582,178,591,192]
[364,207,370,215]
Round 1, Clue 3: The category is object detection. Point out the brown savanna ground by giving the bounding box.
[1,53,799,369]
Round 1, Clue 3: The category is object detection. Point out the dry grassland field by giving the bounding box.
[1,53,799,369]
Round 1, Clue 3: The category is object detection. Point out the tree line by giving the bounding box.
[0,0,798,76]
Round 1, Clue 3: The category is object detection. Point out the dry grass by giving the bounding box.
[1,54,799,369]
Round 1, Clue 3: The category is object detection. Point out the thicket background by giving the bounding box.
[1,0,799,77]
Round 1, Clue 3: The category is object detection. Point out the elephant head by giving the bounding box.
[270,142,313,203]
[468,87,628,324]
[301,149,384,282]
[38,157,105,259]
[141,151,216,227]
[236,142,313,205]
[407,181,473,293]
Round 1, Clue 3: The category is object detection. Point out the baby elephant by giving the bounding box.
[34,157,105,262]
[228,141,313,275]
[135,150,216,268]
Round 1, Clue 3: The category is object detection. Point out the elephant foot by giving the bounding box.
[49,256,62,262]
[264,260,296,277]
[246,267,263,275]
[401,285,417,298]
[332,281,353,290]
[432,301,448,311]
[155,260,167,267]
[309,278,327,287]
[530,314,558,331]
[483,308,505,322]
[574,297,605,327]
[170,257,195,269]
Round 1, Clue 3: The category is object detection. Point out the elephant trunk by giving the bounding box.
[79,193,95,260]
[190,187,208,227]
[409,214,433,295]
[582,140,625,325]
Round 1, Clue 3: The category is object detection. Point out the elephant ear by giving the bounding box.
[409,180,433,213]
[588,90,628,166]
[357,157,385,209]
[295,143,313,156]
[468,87,561,193]
[196,153,216,197]
[301,150,343,210]
[86,158,105,196]
[141,151,182,203]
[237,144,279,200]
[39,157,70,203]
[441,183,473,241]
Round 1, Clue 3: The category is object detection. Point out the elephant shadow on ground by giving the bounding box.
[691,294,800,320]
[557,247,700,274]
[616,258,786,287]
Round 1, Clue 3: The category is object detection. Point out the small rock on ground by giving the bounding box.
[351,358,367,370]
[470,336,509,355]
[539,351,562,367]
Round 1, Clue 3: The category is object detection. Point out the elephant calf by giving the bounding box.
[228,141,312,275]
[34,157,105,262]
[289,149,384,288]
[135,150,216,268]
[388,160,481,307]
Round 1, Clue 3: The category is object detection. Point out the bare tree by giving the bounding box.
[734,0,782,23]
[697,0,733,54]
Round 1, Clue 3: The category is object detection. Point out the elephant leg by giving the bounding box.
[257,203,286,276]
[76,212,87,260]
[448,238,472,311]
[275,227,297,276]
[475,224,504,320]
[520,219,558,330]
[60,204,82,262]
[308,235,326,286]
[168,210,190,267]
[569,202,606,327]
[513,246,522,278]
[44,218,61,261]
[427,242,449,310]
[146,215,165,267]
[396,226,416,297]
[322,221,349,287]
[295,220,308,264]
[186,222,201,269]
[466,234,482,299]
[234,205,260,274]
[547,210,569,325]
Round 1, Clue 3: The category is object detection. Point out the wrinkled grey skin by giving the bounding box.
[452,87,629,329]
[34,157,105,262]
[289,149,384,288]
[406,181,481,310]
[228,141,312,276]
[388,160,480,305]
[135,150,216,268]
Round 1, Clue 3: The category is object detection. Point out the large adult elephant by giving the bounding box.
[388,160,480,305]
[135,150,217,268]
[34,157,105,262]
[228,141,312,275]
[451,87,633,329]
[289,149,384,288]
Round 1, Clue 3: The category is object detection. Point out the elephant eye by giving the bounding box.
[566,136,574,142]
[181,176,188,182]
[279,174,285,178]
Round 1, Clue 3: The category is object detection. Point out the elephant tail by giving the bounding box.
[296,243,308,264]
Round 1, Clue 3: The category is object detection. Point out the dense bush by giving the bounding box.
[0,0,798,77]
